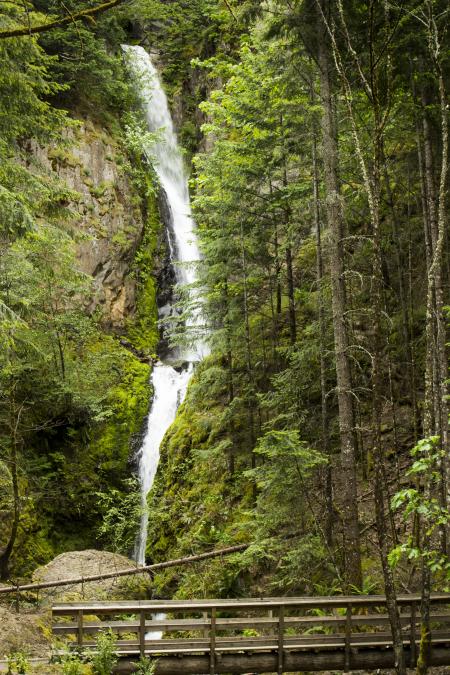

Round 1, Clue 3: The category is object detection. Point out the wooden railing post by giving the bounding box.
[410,602,417,667]
[210,606,216,675]
[77,610,83,647]
[140,609,146,656]
[278,605,284,675]
[344,603,352,673]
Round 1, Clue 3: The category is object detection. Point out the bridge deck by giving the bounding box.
[52,593,450,673]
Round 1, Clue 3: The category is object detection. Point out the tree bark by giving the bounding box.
[416,8,449,669]
[316,0,362,590]
[312,127,333,546]
[223,279,235,476]
[285,246,296,345]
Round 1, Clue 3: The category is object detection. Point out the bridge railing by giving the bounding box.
[52,593,450,673]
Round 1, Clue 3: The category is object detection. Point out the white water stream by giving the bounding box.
[122,46,207,573]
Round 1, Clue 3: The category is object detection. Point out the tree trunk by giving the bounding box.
[316,0,362,590]
[416,16,449,669]
[312,127,333,546]
[285,246,296,345]
[421,80,449,533]
[223,280,235,477]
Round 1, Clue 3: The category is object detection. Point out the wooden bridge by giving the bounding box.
[52,593,450,673]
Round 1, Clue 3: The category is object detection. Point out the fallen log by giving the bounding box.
[0,544,247,595]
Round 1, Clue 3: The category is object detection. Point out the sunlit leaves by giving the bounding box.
[389,436,450,583]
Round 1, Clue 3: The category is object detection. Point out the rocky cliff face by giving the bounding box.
[29,119,145,330]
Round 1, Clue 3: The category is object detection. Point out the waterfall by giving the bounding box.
[122,45,207,566]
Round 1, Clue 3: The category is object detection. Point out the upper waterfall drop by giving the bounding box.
[123,46,200,285]
[122,45,208,566]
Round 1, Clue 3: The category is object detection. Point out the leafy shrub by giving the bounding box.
[90,630,118,675]
[135,657,157,675]
[61,652,87,675]
[7,652,30,674]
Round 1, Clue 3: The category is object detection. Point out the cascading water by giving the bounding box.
[134,364,192,565]
[122,45,207,567]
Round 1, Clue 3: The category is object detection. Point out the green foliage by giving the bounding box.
[137,0,238,91]
[389,436,450,579]
[141,30,334,597]
[248,430,325,507]
[0,162,154,565]
[145,358,331,597]
[126,184,160,356]
[116,111,161,355]
[87,349,150,477]
[31,1,139,126]
[96,477,142,554]
[134,656,157,675]
[241,431,328,591]
[0,186,34,239]
[90,630,118,675]
[6,652,30,675]
[60,652,87,675]
[0,31,67,147]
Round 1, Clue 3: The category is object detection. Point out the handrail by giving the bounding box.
[52,592,450,613]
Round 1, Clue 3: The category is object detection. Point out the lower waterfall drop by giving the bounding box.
[135,363,192,566]
[122,45,207,568]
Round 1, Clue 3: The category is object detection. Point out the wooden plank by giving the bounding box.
[52,611,450,634]
[52,612,450,636]
[51,592,450,615]
[78,628,450,653]
[54,618,210,633]
[84,630,446,649]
